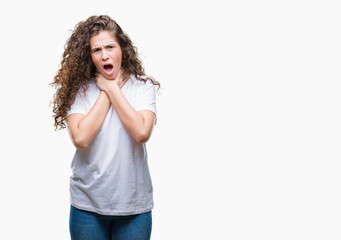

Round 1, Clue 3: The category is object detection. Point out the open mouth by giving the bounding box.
[103,64,114,73]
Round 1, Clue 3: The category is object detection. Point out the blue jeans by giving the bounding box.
[69,206,152,240]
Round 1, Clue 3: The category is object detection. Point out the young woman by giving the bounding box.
[51,15,160,240]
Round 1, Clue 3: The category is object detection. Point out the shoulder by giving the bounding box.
[77,78,99,98]
[88,77,98,88]
[129,74,155,89]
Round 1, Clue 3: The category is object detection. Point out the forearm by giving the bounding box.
[68,91,111,149]
[106,84,153,143]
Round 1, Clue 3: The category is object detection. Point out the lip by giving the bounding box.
[102,63,114,75]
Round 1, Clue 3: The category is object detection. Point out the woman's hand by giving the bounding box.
[95,70,125,91]
[95,70,155,144]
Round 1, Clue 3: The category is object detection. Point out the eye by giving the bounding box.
[92,48,100,53]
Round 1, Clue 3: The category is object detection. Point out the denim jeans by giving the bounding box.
[69,205,152,240]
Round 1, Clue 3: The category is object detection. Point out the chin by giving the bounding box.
[101,72,116,80]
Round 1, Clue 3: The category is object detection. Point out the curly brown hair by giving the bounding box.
[51,15,160,130]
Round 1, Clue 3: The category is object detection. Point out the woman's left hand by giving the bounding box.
[96,70,124,91]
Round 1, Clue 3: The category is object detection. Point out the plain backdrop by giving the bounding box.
[0,0,340,239]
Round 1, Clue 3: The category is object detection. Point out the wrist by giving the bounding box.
[99,90,110,103]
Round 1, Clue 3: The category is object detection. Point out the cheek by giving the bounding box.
[115,53,123,64]
[113,56,122,70]
[115,49,123,64]
[91,54,101,68]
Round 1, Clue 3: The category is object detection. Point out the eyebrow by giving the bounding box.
[91,43,116,50]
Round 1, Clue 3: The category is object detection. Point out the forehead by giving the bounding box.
[90,30,118,46]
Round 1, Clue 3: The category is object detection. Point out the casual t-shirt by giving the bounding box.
[67,74,156,216]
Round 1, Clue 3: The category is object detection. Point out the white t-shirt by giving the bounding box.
[67,74,156,216]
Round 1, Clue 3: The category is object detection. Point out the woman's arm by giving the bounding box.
[96,73,155,144]
[67,91,111,149]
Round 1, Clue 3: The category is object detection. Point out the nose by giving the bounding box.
[101,50,109,60]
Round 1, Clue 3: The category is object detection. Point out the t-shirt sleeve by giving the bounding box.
[66,90,87,117]
[135,80,157,121]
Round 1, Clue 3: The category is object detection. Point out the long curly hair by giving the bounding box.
[51,15,160,130]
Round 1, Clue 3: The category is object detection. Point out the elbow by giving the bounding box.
[73,137,90,149]
[75,143,88,150]
[135,131,151,144]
